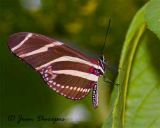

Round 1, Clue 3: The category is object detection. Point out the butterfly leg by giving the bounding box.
[103,76,120,86]
[92,83,98,108]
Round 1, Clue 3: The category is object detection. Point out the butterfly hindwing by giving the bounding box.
[39,65,94,100]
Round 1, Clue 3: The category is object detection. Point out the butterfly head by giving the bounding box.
[98,55,106,75]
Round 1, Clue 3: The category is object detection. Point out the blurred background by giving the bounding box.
[0,0,147,127]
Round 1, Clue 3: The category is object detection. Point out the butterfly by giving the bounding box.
[8,32,106,108]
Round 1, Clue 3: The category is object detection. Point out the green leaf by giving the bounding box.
[113,5,146,128]
[124,32,160,128]
[145,0,160,39]
[103,2,160,128]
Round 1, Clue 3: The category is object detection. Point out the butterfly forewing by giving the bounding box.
[8,32,101,101]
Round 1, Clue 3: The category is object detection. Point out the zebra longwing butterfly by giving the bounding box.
[8,32,106,108]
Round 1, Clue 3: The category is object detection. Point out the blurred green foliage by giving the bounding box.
[1,0,155,128]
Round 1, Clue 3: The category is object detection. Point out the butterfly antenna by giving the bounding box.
[101,18,111,55]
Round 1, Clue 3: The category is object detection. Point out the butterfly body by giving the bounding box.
[8,32,105,108]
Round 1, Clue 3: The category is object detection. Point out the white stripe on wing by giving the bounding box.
[19,42,62,58]
[11,33,33,51]
[35,56,103,73]
[52,70,98,82]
